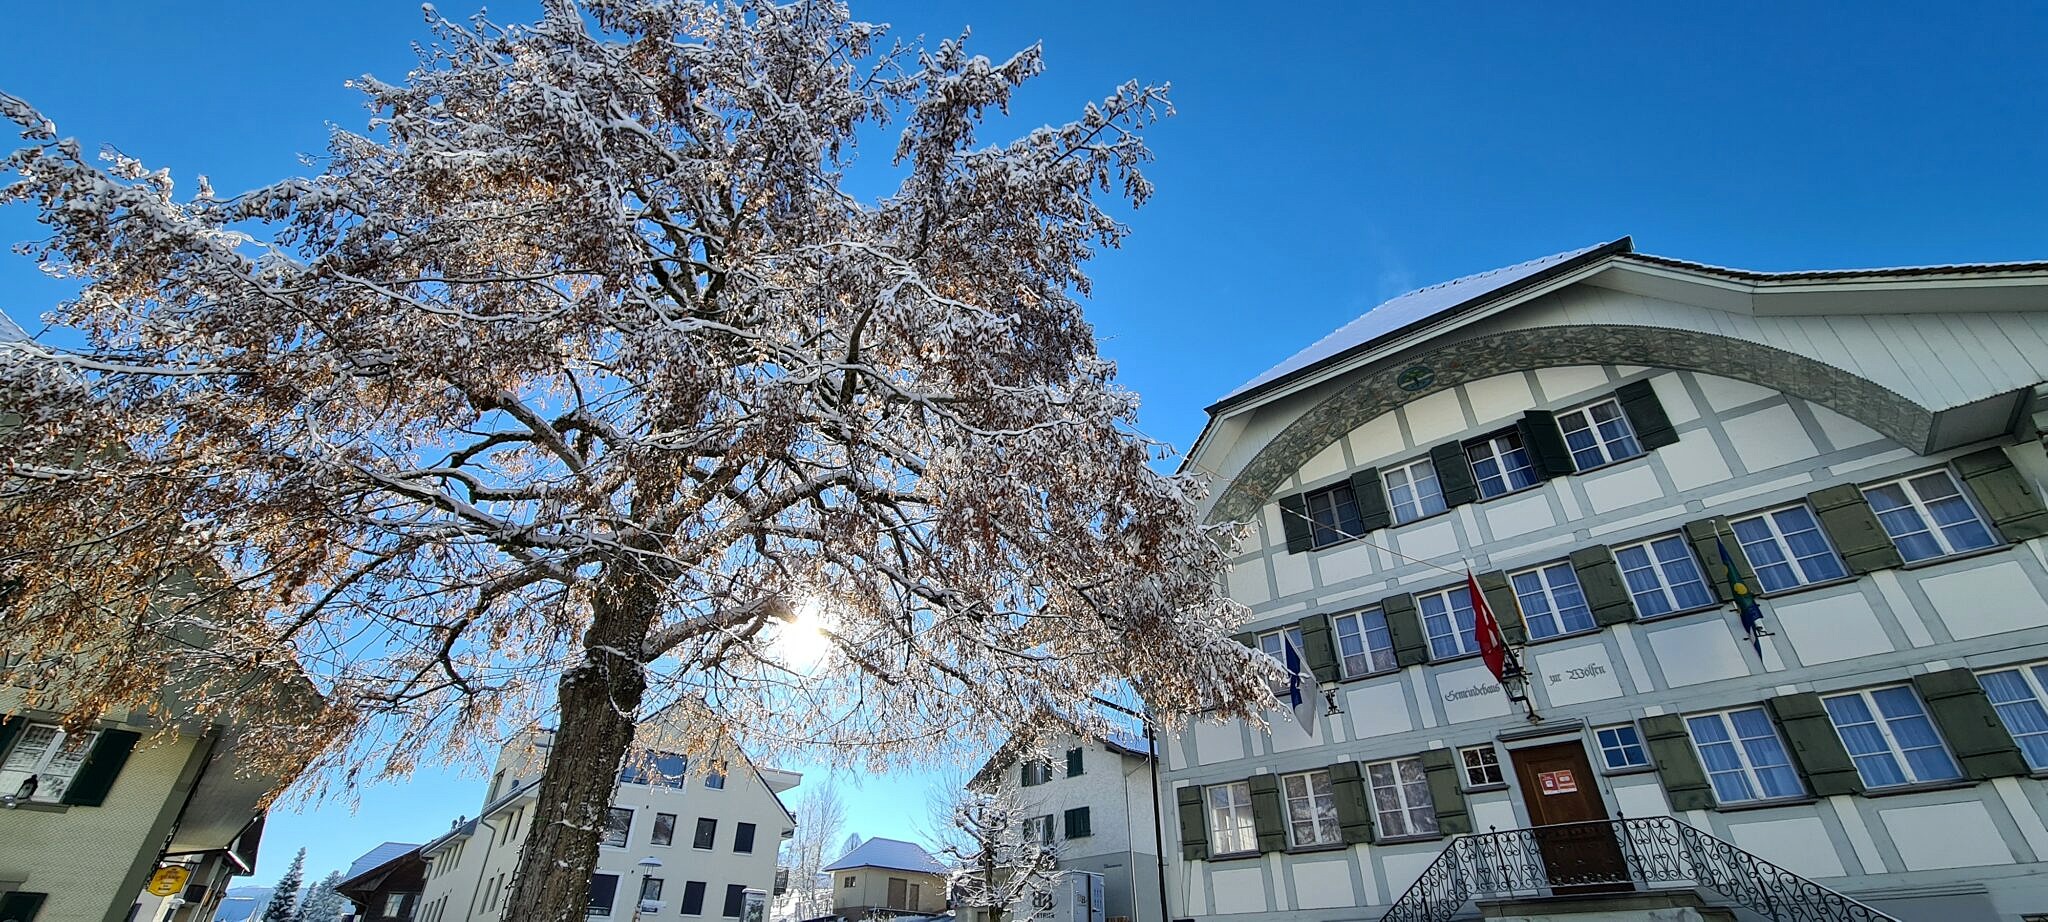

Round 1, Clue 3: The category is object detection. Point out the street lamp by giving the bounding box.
[632,855,664,922]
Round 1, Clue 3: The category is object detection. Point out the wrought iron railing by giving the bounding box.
[1379,816,1895,922]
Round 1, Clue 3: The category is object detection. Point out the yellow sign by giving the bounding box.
[146,866,191,898]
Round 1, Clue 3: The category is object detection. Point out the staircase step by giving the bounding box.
[1475,889,1735,921]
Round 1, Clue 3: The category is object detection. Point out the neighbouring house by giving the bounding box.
[961,732,1159,922]
[336,842,425,922]
[1164,237,2048,919]
[820,838,949,920]
[415,719,798,922]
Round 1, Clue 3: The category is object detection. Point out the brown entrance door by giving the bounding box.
[1508,742,1630,894]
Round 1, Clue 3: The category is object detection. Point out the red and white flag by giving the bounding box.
[1468,570,1515,684]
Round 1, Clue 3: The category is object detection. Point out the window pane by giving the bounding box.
[1982,669,2048,770]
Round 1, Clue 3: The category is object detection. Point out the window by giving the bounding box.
[734,821,757,853]
[1979,663,2048,770]
[1384,457,1447,524]
[1023,813,1055,845]
[1613,534,1714,617]
[1281,769,1340,847]
[910,883,922,908]
[1596,724,1651,771]
[682,881,708,916]
[621,751,689,787]
[1064,806,1092,838]
[1256,626,1306,668]
[694,817,718,849]
[1066,747,1084,777]
[842,877,854,889]
[642,877,666,903]
[1510,562,1595,639]
[1863,470,1998,562]
[1465,430,1539,499]
[1304,483,1366,548]
[1459,745,1503,788]
[1331,608,1397,676]
[1730,505,1847,592]
[1685,708,1803,804]
[1822,686,1962,787]
[652,812,677,847]
[705,758,727,789]
[601,807,633,848]
[589,873,621,917]
[0,723,96,803]
[1365,757,1439,839]
[1418,585,1479,660]
[1020,760,1052,786]
[1556,397,1642,471]
[724,883,747,917]
[1205,781,1256,855]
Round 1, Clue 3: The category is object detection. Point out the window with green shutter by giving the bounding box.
[1475,571,1525,646]
[1297,613,1339,685]
[1807,484,1905,574]
[1065,747,1084,777]
[1912,668,2029,780]
[1683,517,1745,602]
[1640,714,1716,811]
[1278,494,1314,554]
[1568,546,1636,627]
[1615,379,1680,450]
[1765,693,1863,797]
[1430,441,1479,509]
[1517,411,1575,478]
[1174,785,1208,860]
[1380,593,1429,668]
[1247,773,1286,853]
[1351,468,1393,534]
[1953,446,2048,542]
[1063,806,1092,839]
[1326,762,1375,845]
[1417,749,1470,835]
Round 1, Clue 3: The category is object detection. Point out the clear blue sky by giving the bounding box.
[4,0,2045,888]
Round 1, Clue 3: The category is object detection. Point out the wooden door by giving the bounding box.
[1508,742,1630,893]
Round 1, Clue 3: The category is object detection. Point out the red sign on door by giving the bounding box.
[1538,769,1579,795]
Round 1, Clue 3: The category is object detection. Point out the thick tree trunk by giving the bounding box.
[504,570,656,920]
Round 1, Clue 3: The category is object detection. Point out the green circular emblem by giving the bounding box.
[1397,364,1435,392]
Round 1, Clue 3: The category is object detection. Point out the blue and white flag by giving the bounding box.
[1281,635,1318,739]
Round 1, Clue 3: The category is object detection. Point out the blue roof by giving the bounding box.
[822,837,946,874]
[341,841,421,885]
[1214,239,1627,407]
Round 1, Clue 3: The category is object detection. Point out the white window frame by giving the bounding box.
[1611,534,1714,618]
[601,806,633,848]
[1281,769,1341,848]
[1684,707,1804,805]
[1331,608,1397,677]
[1417,585,1479,660]
[1821,685,1962,787]
[1509,561,1595,640]
[1459,745,1504,788]
[1729,503,1847,592]
[1861,469,2000,562]
[1303,482,1364,549]
[1257,626,1305,669]
[1464,429,1539,499]
[1595,723,1651,771]
[0,722,97,804]
[1978,662,2048,771]
[1555,397,1642,471]
[1383,456,1447,525]
[1205,781,1257,856]
[1365,756,1439,839]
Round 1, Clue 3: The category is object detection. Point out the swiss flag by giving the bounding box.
[1469,570,1515,684]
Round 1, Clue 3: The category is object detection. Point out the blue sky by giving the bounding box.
[5,0,2046,887]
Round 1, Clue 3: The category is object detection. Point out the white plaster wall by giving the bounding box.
[1881,801,2014,871]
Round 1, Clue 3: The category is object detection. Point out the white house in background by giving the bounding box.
[964,732,1160,922]
[819,838,949,920]
[1165,238,2048,920]
[416,724,797,922]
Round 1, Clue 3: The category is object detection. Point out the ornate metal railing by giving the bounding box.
[1379,816,1895,922]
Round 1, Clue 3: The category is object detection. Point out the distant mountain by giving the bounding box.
[212,886,275,922]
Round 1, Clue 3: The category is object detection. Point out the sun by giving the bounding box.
[776,594,834,668]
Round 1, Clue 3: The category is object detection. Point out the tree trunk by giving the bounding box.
[504,569,656,920]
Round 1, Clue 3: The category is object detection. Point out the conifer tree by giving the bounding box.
[261,849,306,922]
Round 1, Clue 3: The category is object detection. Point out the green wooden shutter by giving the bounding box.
[1064,806,1092,838]
[1278,494,1314,553]
[1233,632,1256,651]
[1640,714,1716,811]
[60,728,138,807]
[1954,447,2048,542]
[1683,518,1742,602]
[1381,593,1428,667]
[1350,468,1391,533]
[1569,546,1636,627]
[1807,485,1904,574]
[1518,411,1575,478]
[1431,441,1478,508]
[1765,694,1863,797]
[1248,774,1286,852]
[1327,762,1375,845]
[1418,750,1469,836]
[1615,379,1679,450]
[1475,571,1525,646]
[1913,669,2029,780]
[0,892,46,922]
[1175,785,1209,860]
[1298,613,1339,683]
[1066,747,1084,777]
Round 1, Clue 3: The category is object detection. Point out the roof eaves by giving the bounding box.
[1623,251,2048,283]
[1204,236,1634,417]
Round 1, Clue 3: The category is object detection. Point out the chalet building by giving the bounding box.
[963,732,1161,922]
[1163,238,2048,920]
[337,841,426,922]
[415,724,798,922]
[820,838,950,920]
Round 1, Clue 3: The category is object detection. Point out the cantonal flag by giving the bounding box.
[1468,570,1514,684]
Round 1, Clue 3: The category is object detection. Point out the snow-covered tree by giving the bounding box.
[295,871,348,922]
[261,850,306,922]
[0,2,1273,919]
[780,782,848,921]
[929,773,1063,922]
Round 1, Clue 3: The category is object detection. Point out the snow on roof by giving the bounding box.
[1213,239,1628,409]
[1102,727,1153,759]
[340,841,420,885]
[821,837,946,875]
[0,308,25,342]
